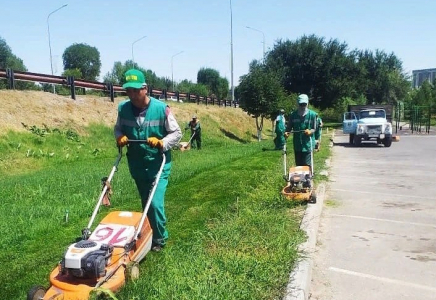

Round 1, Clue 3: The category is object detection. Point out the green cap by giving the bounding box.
[122,69,146,89]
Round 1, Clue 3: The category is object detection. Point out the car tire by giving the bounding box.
[349,134,355,145]
[383,136,392,147]
[353,135,362,146]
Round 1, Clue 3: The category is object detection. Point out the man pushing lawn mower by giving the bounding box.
[282,94,321,203]
[115,69,182,252]
[284,94,321,174]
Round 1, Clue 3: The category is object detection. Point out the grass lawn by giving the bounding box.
[0,123,330,300]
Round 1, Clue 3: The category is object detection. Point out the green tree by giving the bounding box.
[217,77,229,100]
[411,80,434,107]
[103,61,125,84]
[189,83,209,98]
[63,43,101,81]
[103,60,169,91]
[0,36,37,90]
[238,62,287,141]
[266,35,410,109]
[177,79,196,94]
[354,49,409,104]
[197,68,220,92]
[197,68,229,99]
[62,68,82,78]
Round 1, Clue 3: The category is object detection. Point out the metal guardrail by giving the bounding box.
[0,68,236,107]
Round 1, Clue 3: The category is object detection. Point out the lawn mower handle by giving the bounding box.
[84,147,123,236]
[127,139,148,143]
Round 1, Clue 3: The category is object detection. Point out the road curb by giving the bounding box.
[283,183,326,300]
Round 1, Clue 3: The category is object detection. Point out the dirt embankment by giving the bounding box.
[0,91,119,133]
[0,90,257,137]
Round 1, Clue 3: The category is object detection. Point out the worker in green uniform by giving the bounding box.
[185,115,201,149]
[274,109,286,150]
[315,117,323,151]
[115,69,182,252]
[284,94,320,172]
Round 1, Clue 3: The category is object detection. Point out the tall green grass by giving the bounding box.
[0,124,330,300]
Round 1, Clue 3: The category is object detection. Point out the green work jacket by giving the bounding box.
[286,109,320,152]
[117,97,171,176]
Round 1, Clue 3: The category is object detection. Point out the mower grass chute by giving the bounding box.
[27,140,164,300]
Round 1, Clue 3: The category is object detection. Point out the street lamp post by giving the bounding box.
[171,51,184,91]
[230,0,234,106]
[246,26,265,62]
[131,35,147,68]
[47,4,68,94]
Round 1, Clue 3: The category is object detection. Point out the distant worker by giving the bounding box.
[284,94,320,172]
[114,69,182,252]
[185,115,202,149]
[315,117,323,151]
[274,109,286,150]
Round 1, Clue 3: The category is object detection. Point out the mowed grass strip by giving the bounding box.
[0,125,330,300]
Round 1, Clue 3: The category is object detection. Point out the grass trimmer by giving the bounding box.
[27,140,165,300]
[179,131,195,152]
[281,131,317,203]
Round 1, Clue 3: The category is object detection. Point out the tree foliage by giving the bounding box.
[197,68,229,99]
[63,43,101,81]
[0,36,36,90]
[104,60,173,91]
[266,34,410,109]
[238,61,289,140]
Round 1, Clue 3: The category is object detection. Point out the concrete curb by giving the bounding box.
[283,183,326,300]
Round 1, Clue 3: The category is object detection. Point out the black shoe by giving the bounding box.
[151,244,164,252]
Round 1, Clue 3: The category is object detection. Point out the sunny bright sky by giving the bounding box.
[3,0,436,85]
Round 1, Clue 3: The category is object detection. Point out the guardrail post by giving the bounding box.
[196,95,199,105]
[106,83,115,102]
[176,91,179,102]
[67,76,76,100]
[6,68,15,90]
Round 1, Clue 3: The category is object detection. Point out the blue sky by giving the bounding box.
[2,0,436,85]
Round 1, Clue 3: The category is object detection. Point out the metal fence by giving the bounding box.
[0,68,236,107]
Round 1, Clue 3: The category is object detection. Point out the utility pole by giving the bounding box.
[47,4,68,94]
[171,51,184,91]
[230,0,235,106]
[131,35,147,68]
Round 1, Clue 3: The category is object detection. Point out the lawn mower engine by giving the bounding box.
[61,240,113,279]
[288,172,312,192]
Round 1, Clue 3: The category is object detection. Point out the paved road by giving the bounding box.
[310,132,436,300]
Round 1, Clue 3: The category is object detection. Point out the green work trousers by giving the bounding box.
[130,162,171,247]
[191,131,202,149]
[274,132,285,150]
[294,151,312,168]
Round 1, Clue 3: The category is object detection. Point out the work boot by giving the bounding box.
[151,244,164,252]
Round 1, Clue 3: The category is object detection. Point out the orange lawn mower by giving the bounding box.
[281,133,317,203]
[179,131,196,152]
[27,140,165,300]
